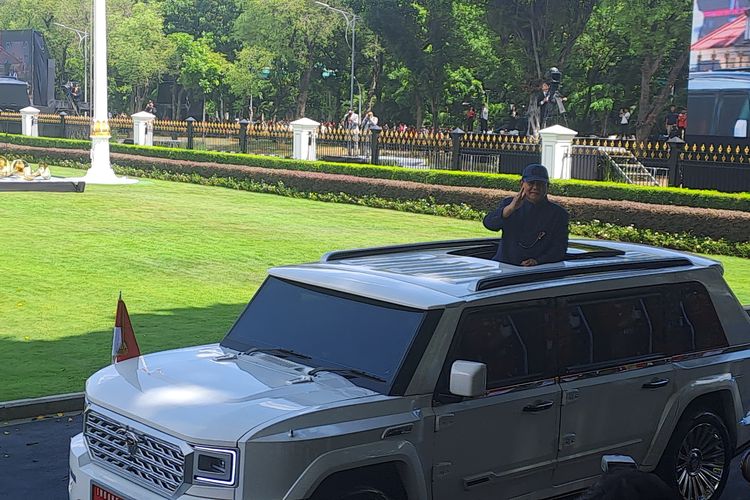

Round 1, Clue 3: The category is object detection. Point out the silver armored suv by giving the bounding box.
[69,238,750,500]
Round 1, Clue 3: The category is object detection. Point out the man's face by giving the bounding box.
[542,83,550,92]
[523,180,548,203]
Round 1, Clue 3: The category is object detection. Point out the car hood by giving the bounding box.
[86,344,378,445]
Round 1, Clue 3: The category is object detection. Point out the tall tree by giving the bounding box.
[107,1,174,112]
[357,0,455,129]
[235,0,338,118]
[161,0,242,56]
[484,0,599,80]
[622,0,692,139]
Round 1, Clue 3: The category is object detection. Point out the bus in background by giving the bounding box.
[687,71,750,139]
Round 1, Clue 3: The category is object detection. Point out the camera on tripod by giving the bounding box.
[546,67,563,97]
[543,67,567,125]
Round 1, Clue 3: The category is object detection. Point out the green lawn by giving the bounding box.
[1,166,748,401]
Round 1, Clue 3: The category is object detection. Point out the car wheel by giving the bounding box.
[656,410,731,500]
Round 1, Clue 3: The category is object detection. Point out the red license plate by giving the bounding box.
[92,484,125,500]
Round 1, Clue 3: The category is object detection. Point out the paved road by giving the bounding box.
[2,413,750,500]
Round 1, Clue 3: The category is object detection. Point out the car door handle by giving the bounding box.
[523,400,554,413]
[642,378,670,389]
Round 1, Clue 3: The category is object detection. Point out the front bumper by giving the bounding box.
[69,433,233,500]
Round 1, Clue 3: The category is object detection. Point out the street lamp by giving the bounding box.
[53,22,90,106]
[314,1,356,114]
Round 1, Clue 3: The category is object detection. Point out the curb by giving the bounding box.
[0,392,85,422]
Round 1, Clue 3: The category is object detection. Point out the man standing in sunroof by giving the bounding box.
[483,163,569,266]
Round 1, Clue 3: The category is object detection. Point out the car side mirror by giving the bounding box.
[734,119,747,138]
[449,360,486,397]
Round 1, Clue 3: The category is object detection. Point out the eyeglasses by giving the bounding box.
[518,231,546,249]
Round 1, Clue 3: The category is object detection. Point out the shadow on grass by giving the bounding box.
[0,302,247,401]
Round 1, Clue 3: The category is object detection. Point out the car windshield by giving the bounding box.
[221,277,428,390]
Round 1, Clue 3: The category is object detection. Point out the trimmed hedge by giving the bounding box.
[5,145,749,245]
[2,132,749,212]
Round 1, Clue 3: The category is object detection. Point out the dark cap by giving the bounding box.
[521,163,549,183]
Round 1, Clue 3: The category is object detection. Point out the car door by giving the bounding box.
[432,300,561,500]
[553,288,678,486]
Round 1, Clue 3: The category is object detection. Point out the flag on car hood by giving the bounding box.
[112,294,141,363]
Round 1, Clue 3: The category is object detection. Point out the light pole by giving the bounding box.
[314,1,356,115]
[53,22,89,106]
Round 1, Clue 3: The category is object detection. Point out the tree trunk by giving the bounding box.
[176,87,185,120]
[415,93,424,129]
[296,52,315,118]
[635,48,689,140]
[430,94,440,131]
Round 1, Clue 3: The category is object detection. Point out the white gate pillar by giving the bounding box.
[132,111,155,146]
[291,118,320,161]
[20,106,40,137]
[539,125,578,180]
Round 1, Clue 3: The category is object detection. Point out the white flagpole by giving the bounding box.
[83,0,136,184]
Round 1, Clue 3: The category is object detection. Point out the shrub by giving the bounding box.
[2,133,749,212]
[5,146,749,246]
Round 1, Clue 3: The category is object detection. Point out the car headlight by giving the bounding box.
[191,446,237,486]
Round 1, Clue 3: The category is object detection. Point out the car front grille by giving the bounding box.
[84,410,185,496]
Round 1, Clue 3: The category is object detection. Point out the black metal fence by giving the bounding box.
[1,112,748,192]
[0,112,22,134]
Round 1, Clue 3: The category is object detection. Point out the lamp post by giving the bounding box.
[314,1,356,114]
[54,22,90,106]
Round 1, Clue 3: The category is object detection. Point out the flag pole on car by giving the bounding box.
[112,292,141,363]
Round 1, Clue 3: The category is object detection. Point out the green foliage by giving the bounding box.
[161,0,241,55]
[22,155,749,259]
[172,34,230,97]
[2,133,749,214]
[107,1,174,111]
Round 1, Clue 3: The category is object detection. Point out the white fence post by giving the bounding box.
[20,106,40,137]
[291,118,320,161]
[131,111,155,146]
[539,125,578,180]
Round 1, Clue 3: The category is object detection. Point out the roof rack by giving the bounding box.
[474,257,693,292]
[321,238,500,262]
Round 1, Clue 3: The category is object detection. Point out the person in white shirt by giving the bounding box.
[480,104,489,133]
[619,108,631,139]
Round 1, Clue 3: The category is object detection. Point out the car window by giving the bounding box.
[449,303,555,390]
[560,295,660,372]
[221,277,429,391]
[679,283,728,351]
[559,283,728,373]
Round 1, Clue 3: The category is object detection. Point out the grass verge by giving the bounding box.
[1,166,748,401]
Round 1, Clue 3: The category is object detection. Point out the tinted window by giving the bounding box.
[450,303,555,389]
[679,283,727,351]
[559,284,728,372]
[560,295,660,371]
[221,277,428,388]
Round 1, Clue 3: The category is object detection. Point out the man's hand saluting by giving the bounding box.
[502,184,527,219]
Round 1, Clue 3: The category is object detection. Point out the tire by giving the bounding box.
[656,410,732,500]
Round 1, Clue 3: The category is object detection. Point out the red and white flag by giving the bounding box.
[112,294,141,363]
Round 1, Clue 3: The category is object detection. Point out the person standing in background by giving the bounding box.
[465,106,476,133]
[480,103,489,133]
[619,108,631,139]
[665,105,678,137]
[677,109,687,139]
